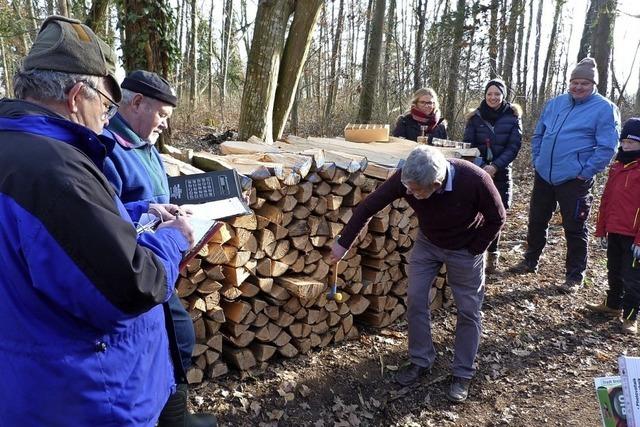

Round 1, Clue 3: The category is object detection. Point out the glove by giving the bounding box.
[597,236,607,249]
[632,244,640,260]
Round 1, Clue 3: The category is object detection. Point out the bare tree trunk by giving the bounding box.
[239,0,294,142]
[531,0,544,112]
[502,0,521,91]
[617,41,640,106]
[560,23,573,94]
[322,0,345,134]
[413,0,427,91]
[361,0,374,80]
[0,38,12,97]
[497,0,509,76]
[488,0,499,78]
[383,0,397,117]
[272,0,323,140]
[220,0,234,104]
[443,0,466,137]
[577,0,598,61]
[240,0,251,56]
[208,1,214,110]
[58,0,69,16]
[188,0,197,107]
[26,0,39,33]
[515,0,525,97]
[521,0,533,108]
[591,0,617,96]
[357,0,386,123]
[538,0,563,104]
[460,5,479,114]
[11,1,30,56]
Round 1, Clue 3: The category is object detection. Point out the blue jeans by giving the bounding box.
[406,231,485,379]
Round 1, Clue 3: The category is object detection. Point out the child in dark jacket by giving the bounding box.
[587,118,640,335]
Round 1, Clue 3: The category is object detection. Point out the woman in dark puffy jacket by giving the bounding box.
[463,78,522,273]
[393,87,447,143]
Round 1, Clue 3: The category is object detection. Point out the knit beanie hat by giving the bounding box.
[621,118,640,142]
[570,57,598,84]
[485,78,507,97]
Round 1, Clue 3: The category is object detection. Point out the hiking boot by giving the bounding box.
[558,279,583,294]
[446,376,471,403]
[622,319,638,335]
[585,300,622,318]
[394,362,431,387]
[486,252,500,274]
[158,383,217,427]
[510,259,537,274]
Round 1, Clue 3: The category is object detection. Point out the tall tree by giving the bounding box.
[488,0,499,78]
[239,0,323,142]
[591,0,617,95]
[220,0,234,104]
[443,0,466,136]
[322,0,345,134]
[538,0,564,103]
[577,0,598,61]
[357,0,386,123]
[521,0,533,108]
[383,0,397,117]
[58,0,68,17]
[413,0,427,91]
[531,0,544,112]
[188,0,197,107]
[502,0,521,91]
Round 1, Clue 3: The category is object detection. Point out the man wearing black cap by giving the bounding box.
[0,16,194,426]
[104,70,217,427]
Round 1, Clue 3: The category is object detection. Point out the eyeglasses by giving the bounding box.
[84,84,119,120]
[417,101,435,106]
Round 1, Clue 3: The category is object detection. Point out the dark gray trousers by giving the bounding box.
[407,232,485,379]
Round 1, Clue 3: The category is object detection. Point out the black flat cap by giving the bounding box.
[121,70,178,107]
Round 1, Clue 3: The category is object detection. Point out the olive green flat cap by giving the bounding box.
[23,15,121,102]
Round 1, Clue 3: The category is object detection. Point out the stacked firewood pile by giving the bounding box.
[161,136,451,383]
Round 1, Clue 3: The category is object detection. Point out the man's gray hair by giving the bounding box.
[401,145,448,186]
[120,88,140,106]
[13,68,100,102]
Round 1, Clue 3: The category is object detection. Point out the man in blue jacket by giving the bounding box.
[513,57,620,293]
[103,71,217,427]
[0,16,194,426]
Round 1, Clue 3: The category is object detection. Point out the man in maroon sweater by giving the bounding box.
[328,146,505,402]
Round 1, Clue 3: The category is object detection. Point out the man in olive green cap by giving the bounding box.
[0,15,194,426]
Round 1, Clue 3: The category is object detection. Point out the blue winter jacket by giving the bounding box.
[463,103,522,208]
[532,90,620,185]
[0,99,189,426]
[104,113,170,222]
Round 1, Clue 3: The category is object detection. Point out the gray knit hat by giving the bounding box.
[570,57,598,85]
[23,15,121,101]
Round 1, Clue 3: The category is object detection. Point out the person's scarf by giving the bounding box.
[479,100,509,126]
[410,106,440,134]
[615,147,640,165]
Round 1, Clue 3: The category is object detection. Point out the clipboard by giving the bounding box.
[179,219,224,271]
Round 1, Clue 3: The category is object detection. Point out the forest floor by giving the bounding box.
[182,143,639,426]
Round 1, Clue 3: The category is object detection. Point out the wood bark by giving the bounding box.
[322,0,345,134]
[590,0,617,95]
[442,0,466,133]
[357,0,386,123]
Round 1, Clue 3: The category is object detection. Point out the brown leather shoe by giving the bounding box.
[394,362,431,386]
[585,300,622,317]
